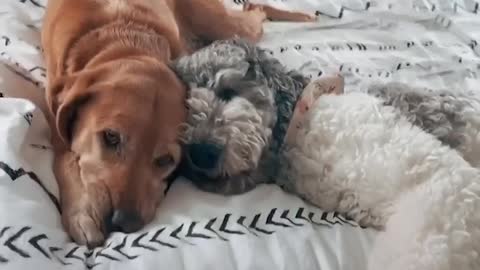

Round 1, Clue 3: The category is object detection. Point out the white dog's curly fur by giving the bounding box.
[279,87,480,270]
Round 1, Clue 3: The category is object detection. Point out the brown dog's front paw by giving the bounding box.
[63,209,106,248]
[244,3,316,22]
[243,9,267,42]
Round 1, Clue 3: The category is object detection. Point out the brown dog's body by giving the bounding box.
[42,0,314,247]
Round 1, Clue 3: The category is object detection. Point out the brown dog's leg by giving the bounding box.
[180,0,315,43]
[179,0,267,43]
[53,149,109,248]
[243,2,316,22]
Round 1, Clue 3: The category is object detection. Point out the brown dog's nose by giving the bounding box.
[110,209,143,233]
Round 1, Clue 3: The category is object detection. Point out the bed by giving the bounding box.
[0,0,478,269]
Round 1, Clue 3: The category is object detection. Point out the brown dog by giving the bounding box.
[42,0,314,248]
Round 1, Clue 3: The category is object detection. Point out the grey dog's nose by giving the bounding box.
[188,143,222,170]
[110,209,143,233]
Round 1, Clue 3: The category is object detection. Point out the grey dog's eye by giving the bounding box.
[102,129,121,148]
[218,88,236,101]
[154,154,174,168]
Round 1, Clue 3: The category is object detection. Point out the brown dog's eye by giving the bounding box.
[103,129,121,148]
[155,154,174,168]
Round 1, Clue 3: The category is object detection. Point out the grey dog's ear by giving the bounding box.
[212,61,250,89]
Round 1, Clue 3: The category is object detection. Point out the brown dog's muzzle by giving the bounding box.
[107,209,144,233]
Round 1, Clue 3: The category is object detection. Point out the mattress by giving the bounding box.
[0,0,479,269]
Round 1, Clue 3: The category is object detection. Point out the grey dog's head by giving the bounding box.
[172,39,307,194]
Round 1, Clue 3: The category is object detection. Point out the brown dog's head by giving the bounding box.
[49,57,186,234]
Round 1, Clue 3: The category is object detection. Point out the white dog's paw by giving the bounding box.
[357,212,386,229]
[338,192,386,229]
[345,209,385,229]
[338,191,359,211]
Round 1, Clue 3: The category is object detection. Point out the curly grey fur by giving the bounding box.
[367,82,471,148]
[172,39,307,195]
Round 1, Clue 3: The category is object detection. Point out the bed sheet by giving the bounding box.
[0,0,479,269]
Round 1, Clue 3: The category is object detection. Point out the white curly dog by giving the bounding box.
[280,80,480,270]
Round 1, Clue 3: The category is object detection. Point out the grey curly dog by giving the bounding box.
[172,38,308,194]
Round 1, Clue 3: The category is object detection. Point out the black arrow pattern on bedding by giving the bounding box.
[204,218,228,241]
[1,36,10,46]
[249,214,274,235]
[295,207,310,223]
[18,0,45,8]
[315,2,371,19]
[0,208,358,266]
[0,227,10,263]
[309,213,334,227]
[131,232,157,251]
[266,208,290,228]
[1,36,45,87]
[237,216,259,237]
[84,249,94,259]
[283,40,440,54]
[28,234,50,258]
[28,66,46,78]
[453,1,479,13]
[0,253,7,263]
[186,222,212,239]
[332,212,357,226]
[0,161,60,212]
[230,0,479,14]
[281,209,304,226]
[49,246,69,265]
[434,14,453,28]
[86,262,100,270]
[170,224,194,245]
[113,236,138,260]
[469,40,478,50]
[220,214,245,235]
[65,246,84,262]
[0,227,9,239]
[95,242,120,261]
[0,61,43,88]
[4,226,31,258]
[83,249,100,270]
[150,227,177,248]
[23,112,33,125]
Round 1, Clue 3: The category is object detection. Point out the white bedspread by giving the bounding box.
[0,0,479,269]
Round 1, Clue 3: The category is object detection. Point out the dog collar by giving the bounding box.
[283,74,345,146]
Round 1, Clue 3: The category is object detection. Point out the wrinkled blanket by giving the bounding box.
[0,0,479,269]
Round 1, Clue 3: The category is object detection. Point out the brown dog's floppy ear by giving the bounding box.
[56,91,93,144]
[47,76,94,145]
[46,76,74,116]
[148,34,175,60]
